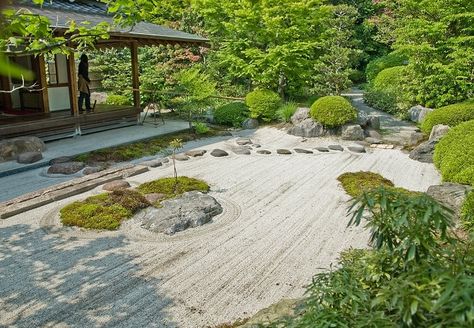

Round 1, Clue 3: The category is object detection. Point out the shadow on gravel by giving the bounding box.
[0,224,175,327]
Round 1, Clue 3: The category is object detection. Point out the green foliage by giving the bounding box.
[462,192,474,231]
[60,190,149,230]
[420,100,474,134]
[277,102,298,123]
[363,88,399,115]
[433,120,474,186]
[348,70,366,84]
[373,66,406,95]
[137,176,210,197]
[193,122,210,134]
[105,94,131,106]
[310,96,357,128]
[365,52,407,82]
[213,102,249,127]
[338,171,395,198]
[245,90,281,122]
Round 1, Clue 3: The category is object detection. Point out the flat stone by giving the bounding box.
[315,147,329,152]
[17,151,42,164]
[144,193,167,204]
[136,191,223,235]
[49,156,73,165]
[348,146,366,153]
[174,153,189,161]
[47,162,85,175]
[277,149,292,155]
[83,166,104,175]
[140,159,163,168]
[161,158,170,164]
[236,138,252,145]
[210,149,229,157]
[253,144,261,148]
[365,137,383,144]
[103,180,131,191]
[257,150,271,155]
[328,145,344,151]
[232,147,251,155]
[185,149,207,157]
[294,148,313,154]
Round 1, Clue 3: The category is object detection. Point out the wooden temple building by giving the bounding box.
[0,0,208,140]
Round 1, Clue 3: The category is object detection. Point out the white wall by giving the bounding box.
[48,87,71,111]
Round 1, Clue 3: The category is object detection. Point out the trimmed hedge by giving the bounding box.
[420,100,474,134]
[366,52,407,82]
[310,96,357,128]
[433,120,474,186]
[245,90,281,122]
[373,66,406,95]
[213,101,249,127]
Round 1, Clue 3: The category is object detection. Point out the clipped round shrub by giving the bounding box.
[213,102,249,127]
[373,66,406,95]
[420,100,474,134]
[366,52,407,82]
[245,90,281,122]
[137,176,210,197]
[310,96,357,128]
[106,94,131,106]
[433,120,474,186]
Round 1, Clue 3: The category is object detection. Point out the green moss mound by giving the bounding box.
[337,171,395,198]
[310,96,357,128]
[420,100,474,134]
[137,176,210,197]
[461,191,474,231]
[366,52,407,82]
[433,120,474,186]
[245,89,281,122]
[213,102,249,127]
[60,190,150,230]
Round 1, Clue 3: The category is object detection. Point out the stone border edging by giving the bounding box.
[0,164,149,219]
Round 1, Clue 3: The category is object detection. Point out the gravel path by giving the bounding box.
[0,128,440,327]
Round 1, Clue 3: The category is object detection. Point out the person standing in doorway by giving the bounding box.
[78,54,92,113]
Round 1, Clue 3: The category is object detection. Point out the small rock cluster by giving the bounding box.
[0,136,46,164]
[409,124,450,163]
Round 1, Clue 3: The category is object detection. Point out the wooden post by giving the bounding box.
[130,41,140,110]
[67,52,79,117]
[37,55,50,113]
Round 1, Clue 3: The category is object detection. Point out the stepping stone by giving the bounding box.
[257,150,271,155]
[83,166,104,175]
[48,162,85,175]
[161,158,170,164]
[49,156,72,165]
[232,147,251,155]
[236,138,252,145]
[328,145,344,151]
[103,180,131,191]
[277,149,292,155]
[173,153,189,161]
[294,148,313,154]
[211,149,229,157]
[17,151,42,164]
[365,137,382,144]
[141,159,163,168]
[253,144,261,148]
[185,149,207,157]
[315,147,329,152]
[348,146,366,153]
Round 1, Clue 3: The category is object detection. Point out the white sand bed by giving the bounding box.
[0,127,441,327]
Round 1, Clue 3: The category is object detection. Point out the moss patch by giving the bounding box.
[137,176,210,198]
[338,172,395,198]
[60,190,150,230]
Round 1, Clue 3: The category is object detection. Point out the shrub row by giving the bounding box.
[420,100,474,134]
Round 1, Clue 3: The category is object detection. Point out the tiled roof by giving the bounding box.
[13,0,208,44]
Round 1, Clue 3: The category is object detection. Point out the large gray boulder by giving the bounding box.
[341,124,365,141]
[367,116,380,130]
[137,191,223,235]
[427,183,472,221]
[409,105,433,123]
[47,162,85,175]
[0,136,46,162]
[429,124,450,141]
[291,107,310,125]
[357,112,369,128]
[17,151,42,164]
[409,139,438,163]
[242,118,259,129]
[288,118,325,138]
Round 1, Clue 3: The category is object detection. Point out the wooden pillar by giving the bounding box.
[67,52,79,117]
[130,41,140,110]
[37,55,50,113]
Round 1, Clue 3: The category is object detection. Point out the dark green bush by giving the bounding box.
[137,176,210,197]
[434,120,474,187]
[213,102,249,127]
[420,100,474,134]
[366,52,407,83]
[310,96,357,128]
[106,94,131,106]
[245,89,281,122]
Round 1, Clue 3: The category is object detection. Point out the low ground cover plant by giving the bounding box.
[277,102,298,123]
[137,176,209,198]
[213,101,249,127]
[310,96,357,128]
[245,90,281,122]
[420,100,474,134]
[337,171,394,197]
